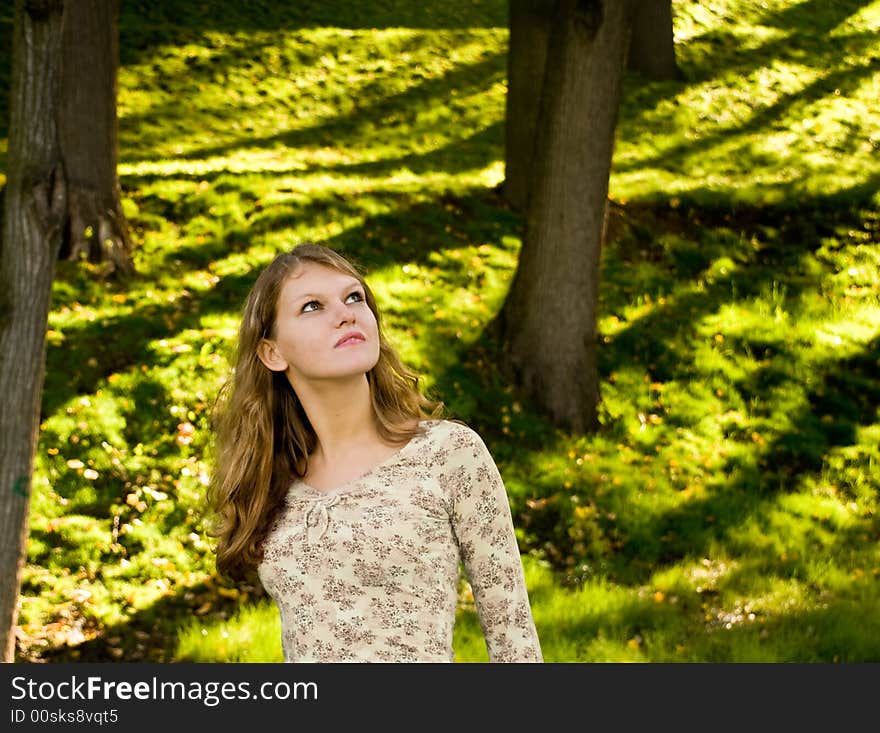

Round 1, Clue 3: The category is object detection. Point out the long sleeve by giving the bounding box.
[445,424,543,662]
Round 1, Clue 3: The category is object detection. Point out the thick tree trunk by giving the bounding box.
[628,0,681,80]
[0,0,67,663]
[58,0,133,274]
[493,0,633,434]
[502,0,552,212]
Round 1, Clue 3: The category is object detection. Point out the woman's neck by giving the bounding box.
[292,374,380,462]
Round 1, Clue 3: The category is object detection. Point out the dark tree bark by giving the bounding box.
[0,0,67,663]
[628,0,681,80]
[491,0,634,434]
[58,0,133,274]
[502,0,552,212]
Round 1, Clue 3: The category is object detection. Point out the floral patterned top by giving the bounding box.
[257,418,543,663]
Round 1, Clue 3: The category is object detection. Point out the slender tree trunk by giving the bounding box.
[59,0,133,274]
[502,0,552,212]
[0,0,67,663]
[492,0,633,434]
[628,0,681,80]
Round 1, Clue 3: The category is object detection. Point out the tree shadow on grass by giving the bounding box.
[598,192,854,385]
[616,53,880,180]
[119,119,504,279]
[122,120,503,198]
[758,0,874,34]
[598,190,878,575]
[119,49,506,165]
[670,0,875,84]
[120,0,507,56]
[623,332,880,573]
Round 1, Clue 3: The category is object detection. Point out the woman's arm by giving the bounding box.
[443,423,543,662]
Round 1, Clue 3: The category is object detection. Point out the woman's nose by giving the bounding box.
[334,300,356,325]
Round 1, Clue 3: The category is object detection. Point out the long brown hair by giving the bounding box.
[206,243,444,579]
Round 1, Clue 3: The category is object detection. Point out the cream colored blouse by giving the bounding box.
[257,418,543,662]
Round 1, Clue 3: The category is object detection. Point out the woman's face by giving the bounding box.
[258,262,380,386]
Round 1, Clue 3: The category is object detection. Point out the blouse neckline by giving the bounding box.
[290,419,438,498]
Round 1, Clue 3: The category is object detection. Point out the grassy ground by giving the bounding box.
[2,0,878,662]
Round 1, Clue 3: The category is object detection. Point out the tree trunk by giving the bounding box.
[502,0,552,212]
[58,0,133,274]
[628,0,681,80]
[492,0,633,434]
[0,0,67,663]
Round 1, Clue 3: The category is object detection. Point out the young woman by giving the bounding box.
[207,242,542,663]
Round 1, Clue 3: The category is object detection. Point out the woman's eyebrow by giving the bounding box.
[290,279,362,302]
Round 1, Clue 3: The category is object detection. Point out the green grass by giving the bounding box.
[176,600,282,663]
[1,0,878,662]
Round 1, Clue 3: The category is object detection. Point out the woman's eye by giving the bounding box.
[301,300,320,313]
[346,291,364,303]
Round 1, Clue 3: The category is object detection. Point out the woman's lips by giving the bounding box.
[335,331,365,347]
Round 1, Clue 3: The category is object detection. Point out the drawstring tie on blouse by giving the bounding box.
[303,495,340,543]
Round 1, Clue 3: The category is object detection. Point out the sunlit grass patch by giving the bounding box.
[176,600,282,663]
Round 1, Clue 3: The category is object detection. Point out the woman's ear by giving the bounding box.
[257,339,288,372]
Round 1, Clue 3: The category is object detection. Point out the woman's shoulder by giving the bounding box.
[418,417,486,450]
